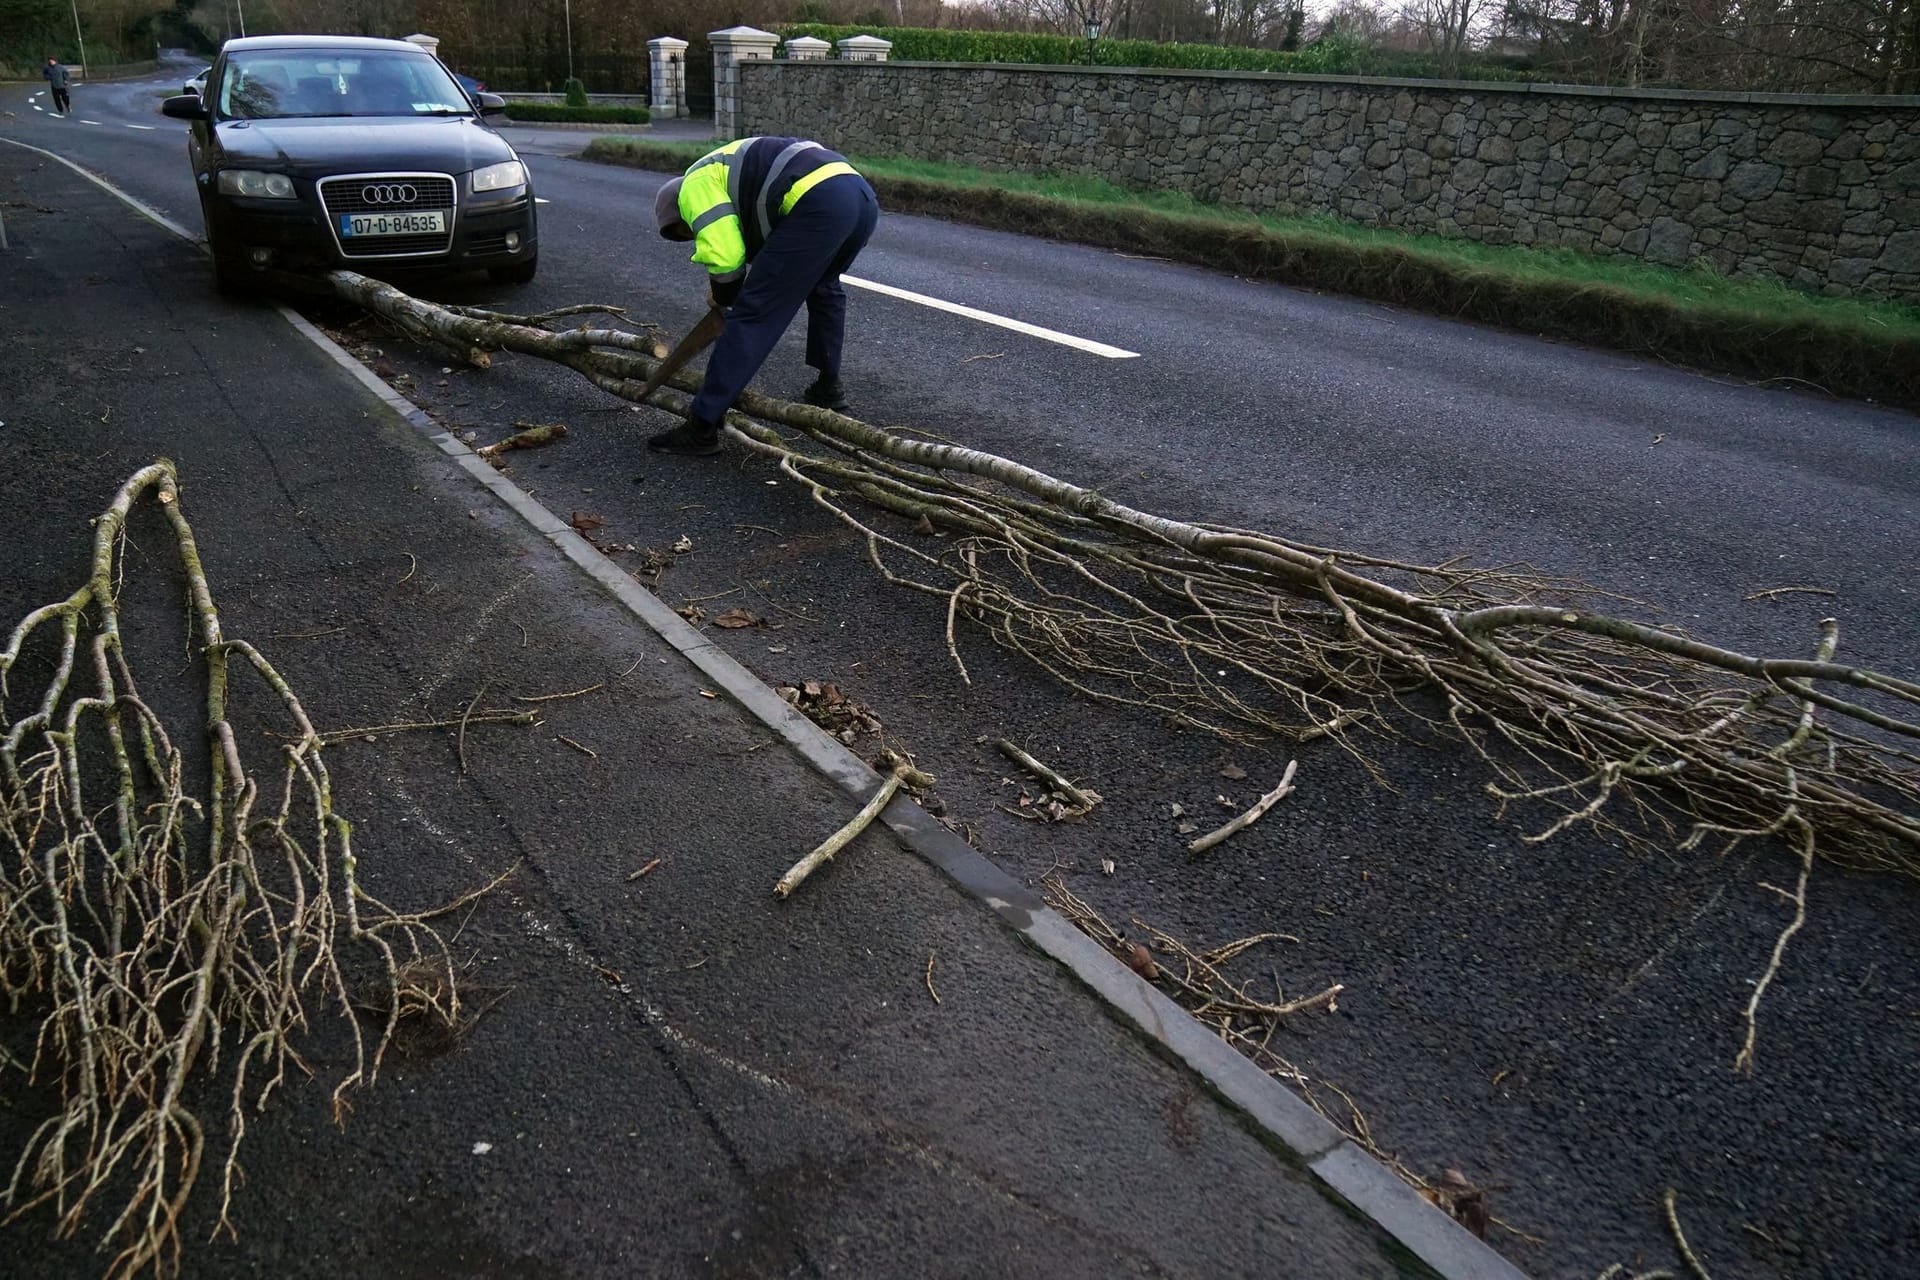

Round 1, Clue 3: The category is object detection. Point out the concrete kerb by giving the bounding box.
[15,134,1528,1280]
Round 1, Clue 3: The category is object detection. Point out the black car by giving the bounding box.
[162,35,537,294]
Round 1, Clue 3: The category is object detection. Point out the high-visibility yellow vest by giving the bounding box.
[676,137,860,287]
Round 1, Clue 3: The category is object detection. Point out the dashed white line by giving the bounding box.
[840,275,1139,359]
[80,119,101,126]
[534,196,551,204]
[31,103,43,112]
[125,123,157,131]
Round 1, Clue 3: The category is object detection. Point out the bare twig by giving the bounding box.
[1664,1188,1714,1280]
[556,734,598,759]
[512,682,604,704]
[626,858,663,882]
[926,952,942,1004]
[313,710,535,744]
[1744,586,1837,601]
[1189,760,1299,853]
[775,761,912,898]
[457,681,491,774]
[995,739,1101,814]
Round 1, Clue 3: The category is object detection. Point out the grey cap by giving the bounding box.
[655,177,690,239]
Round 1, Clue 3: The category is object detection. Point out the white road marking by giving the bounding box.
[840,275,1139,359]
[31,103,43,112]
[535,196,550,204]
[80,119,101,126]
[125,123,156,131]
[0,137,198,240]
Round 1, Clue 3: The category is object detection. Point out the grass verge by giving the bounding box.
[505,102,649,125]
[585,136,1920,411]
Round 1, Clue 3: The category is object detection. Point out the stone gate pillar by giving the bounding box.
[648,36,688,119]
[836,35,893,62]
[709,26,778,139]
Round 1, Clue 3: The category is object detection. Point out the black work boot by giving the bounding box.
[802,375,849,412]
[646,417,722,456]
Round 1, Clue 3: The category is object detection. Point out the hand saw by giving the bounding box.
[634,305,726,404]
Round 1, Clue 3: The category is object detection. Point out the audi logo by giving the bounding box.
[361,183,419,204]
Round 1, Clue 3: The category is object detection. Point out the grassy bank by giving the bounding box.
[585,136,1920,410]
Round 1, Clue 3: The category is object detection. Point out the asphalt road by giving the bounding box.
[0,132,1421,1280]
[6,61,1919,1278]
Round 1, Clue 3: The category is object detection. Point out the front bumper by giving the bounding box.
[204,182,537,274]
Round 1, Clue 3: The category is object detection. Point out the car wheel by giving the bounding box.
[211,254,258,297]
[205,227,256,298]
[487,255,538,286]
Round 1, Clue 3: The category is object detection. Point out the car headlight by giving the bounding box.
[471,161,526,194]
[216,170,295,199]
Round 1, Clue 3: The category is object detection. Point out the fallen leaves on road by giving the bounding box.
[569,511,604,533]
[712,608,761,629]
[1124,942,1160,981]
[776,679,883,745]
[1421,1168,1493,1240]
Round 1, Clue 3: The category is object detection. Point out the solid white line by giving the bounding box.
[840,274,1138,359]
[0,137,198,240]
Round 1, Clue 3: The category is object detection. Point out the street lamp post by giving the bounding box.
[1085,18,1101,67]
[564,0,575,83]
[67,0,89,80]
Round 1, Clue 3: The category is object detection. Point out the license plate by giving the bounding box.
[339,210,446,237]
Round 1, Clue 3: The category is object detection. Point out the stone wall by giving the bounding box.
[737,61,1920,301]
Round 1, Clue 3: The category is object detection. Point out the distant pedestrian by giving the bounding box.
[43,58,72,115]
[648,136,878,456]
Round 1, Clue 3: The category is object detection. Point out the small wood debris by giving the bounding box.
[476,421,567,465]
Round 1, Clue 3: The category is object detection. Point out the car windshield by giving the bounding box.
[217,49,471,121]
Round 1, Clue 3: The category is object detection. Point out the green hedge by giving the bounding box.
[773,24,1542,82]
[503,102,649,124]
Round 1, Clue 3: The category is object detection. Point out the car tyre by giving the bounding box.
[202,214,257,298]
[487,255,538,286]
[211,253,259,298]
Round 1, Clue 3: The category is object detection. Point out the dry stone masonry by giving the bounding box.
[737,61,1920,301]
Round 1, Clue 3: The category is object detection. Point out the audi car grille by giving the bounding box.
[317,173,457,258]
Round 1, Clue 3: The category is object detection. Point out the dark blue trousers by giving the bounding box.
[691,174,878,424]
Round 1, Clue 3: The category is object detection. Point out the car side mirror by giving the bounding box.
[475,92,506,116]
[162,94,207,120]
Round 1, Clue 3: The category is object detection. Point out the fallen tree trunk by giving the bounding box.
[322,269,1920,1069]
